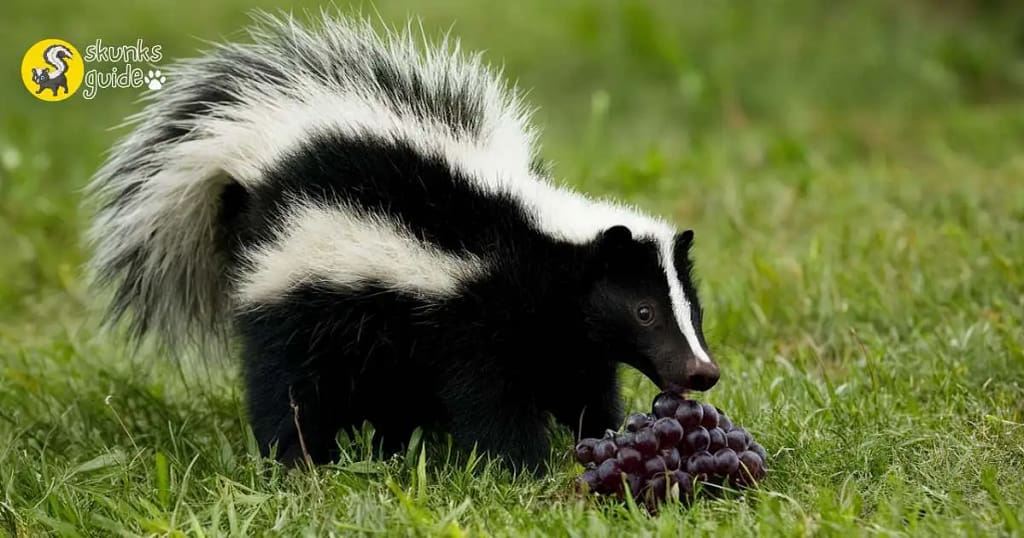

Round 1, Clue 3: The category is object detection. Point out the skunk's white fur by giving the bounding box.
[236,199,488,305]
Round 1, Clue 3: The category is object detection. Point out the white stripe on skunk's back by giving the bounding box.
[236,201,488,305]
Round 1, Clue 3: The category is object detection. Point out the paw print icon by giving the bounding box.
[145,70,166,90]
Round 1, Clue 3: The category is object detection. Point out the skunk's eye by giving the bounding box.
[636,304,655,325]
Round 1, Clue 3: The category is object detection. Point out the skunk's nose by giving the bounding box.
[686,361,720,392]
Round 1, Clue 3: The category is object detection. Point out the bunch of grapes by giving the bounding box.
[574,392,767,509]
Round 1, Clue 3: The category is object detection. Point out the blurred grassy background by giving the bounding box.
[1,0,1023,536]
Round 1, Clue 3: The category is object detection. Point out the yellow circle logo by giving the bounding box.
[21,39,84,101]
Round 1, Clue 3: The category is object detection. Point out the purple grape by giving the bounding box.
[625,413,650,432]
[674,400,704,428]
[617,446,643,473]
[726,429,751,453]
[738,450,766,481]
[597,458,624,491]
[750,442,767,462]
[658,472,682,501]
[713,448,740,476]
[683,426,710,453]
[652,417,684,447]
[700,404,719,429]
[615,432,636,448]
[577,469,600,492]
[670,470,695,499]
[652,392,683,418]
[593,439,618,464]
[644,455,667,477]
[645,474,668,502]
[708,427,727,452]
[730,451,765,488]
[661,447,681,470]
[574,438,597,465]
[685,450,715,477]
[718,414,733,432]
[634,428,659,456]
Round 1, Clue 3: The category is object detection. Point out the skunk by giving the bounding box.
[31,44,73,96]
[86,12,719,471]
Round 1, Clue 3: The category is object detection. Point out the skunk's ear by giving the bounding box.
[676,229,694,248]
[592,225,633,276]
[599,225,633,248]
[674,229,694,260]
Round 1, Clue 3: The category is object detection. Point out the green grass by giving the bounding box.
[2,0,1024,535]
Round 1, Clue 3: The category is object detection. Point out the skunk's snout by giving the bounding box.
[653,353,720,394]
[685,360,720,392]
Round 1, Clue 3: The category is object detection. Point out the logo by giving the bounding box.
[21,38,84,101]
[80,38,164,100]
[20,38,165,101]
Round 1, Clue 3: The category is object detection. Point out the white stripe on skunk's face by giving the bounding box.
[658,233,713,365]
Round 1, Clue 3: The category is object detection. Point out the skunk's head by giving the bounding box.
[32,67,49,83]
[582,225,719,394]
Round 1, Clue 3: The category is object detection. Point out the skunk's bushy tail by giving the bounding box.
[85,10,531,352]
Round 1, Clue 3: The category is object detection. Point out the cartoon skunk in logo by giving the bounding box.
[31,44,73,96]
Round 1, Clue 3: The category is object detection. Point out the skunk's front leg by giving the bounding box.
[438,376,551,474]
[550,375,623,441]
